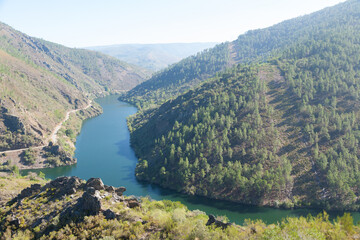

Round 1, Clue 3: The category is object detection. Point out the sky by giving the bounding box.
[0,0,347,48]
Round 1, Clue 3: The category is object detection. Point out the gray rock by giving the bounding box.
[115,186,126,196]
[86,178,105,190]
[103,209,117,220]
[105,185,116,193]
[127,199,141,208]
[17,183,41,200]
[86,187,97,195]
[9,217,20,228]
[45,176,82,196]
[206,214,232,229]
[112,194,124,203]
[81,191,101,215]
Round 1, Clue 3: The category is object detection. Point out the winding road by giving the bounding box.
[0,101,92,155]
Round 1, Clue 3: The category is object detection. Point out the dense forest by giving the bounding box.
[128,0,360,210]
[120,0,359,109]
[121,42,231,109]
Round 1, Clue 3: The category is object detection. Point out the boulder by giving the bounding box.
[9,217,20,228]
[46,176,82,197]
[86,187,97,195]
[86,178,105,190]
[112,194,124,203]
[103,209,117,220]
[115,186,126,196]
[81,190,101,215]
[206,214,232,229]
[127,199,141,208]
[105,185,116,193]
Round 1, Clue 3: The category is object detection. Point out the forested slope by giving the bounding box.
[129,0,360,210]
[121,0,357,109]
[0,22,149,151]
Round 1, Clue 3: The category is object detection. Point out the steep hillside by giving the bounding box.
[121,0,357,109]
[0,22,149,152]
[121,42,231,108]
[0,176,357,239]
[87,42,218,71]
[129,0,360,210]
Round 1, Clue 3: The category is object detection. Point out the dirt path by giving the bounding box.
[0,101,92,155]
[49,101,92,144]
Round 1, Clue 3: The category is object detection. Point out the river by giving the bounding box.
[22,95,360,224]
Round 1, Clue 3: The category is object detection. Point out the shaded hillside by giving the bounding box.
[121,0,357,109]
[129,0,360,210]
[0,22,149,151]
[1,175,357,239]
[87,42,218,71]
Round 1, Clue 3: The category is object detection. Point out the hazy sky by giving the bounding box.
[0,0,346,48]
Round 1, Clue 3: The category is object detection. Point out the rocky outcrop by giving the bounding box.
[115,186,126,196]
[3,113,24,133]
[45,176,82,197]
[85,178,105,190]
[4,176,143,236]
[12,176,138,216]
[206,214,232,229]
[126,198,141,208]
[103,209,117,220]
[15,183,41,201]
[81,187,101,215]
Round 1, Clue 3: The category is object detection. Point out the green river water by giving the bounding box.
[22,95,360,224]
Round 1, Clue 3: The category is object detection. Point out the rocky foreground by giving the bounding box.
[0,176,359,239]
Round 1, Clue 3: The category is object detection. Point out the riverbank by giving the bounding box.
[0,100,100,171]
[21,95,360,225]
[2,175,358,239]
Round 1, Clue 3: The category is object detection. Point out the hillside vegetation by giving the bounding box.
[128,0,360,210]
[120,0,357,109]
[1,176,358,239]
[87,42,218,72]
[0,22,149,151]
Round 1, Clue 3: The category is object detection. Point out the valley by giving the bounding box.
[2,0,360,239]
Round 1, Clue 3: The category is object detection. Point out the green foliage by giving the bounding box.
[22,148,36,165]
[131,65,292,205]
[128,0,360,209]
[121,42,231,108]
[65,129,75,138]
[121,0,359,109]
[1,188,359,240]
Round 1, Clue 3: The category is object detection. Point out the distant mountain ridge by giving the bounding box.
[86,42,218,72]
[121,0,356,109]
[0,21,149,151]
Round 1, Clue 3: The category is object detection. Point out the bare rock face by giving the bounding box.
[85,178,105,190]
[16,184,41,201]
[112,193,124,203]
[45,176,83,197]
[103,209,117,220]
[81,187,101,215]
[105,185,116,193]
